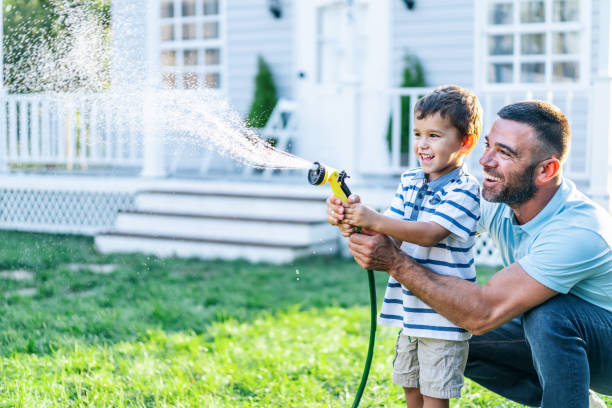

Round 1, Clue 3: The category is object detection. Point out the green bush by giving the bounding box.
[386,54,426,157]
[246,55,278,128]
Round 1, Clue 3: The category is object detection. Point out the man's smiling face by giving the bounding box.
[479,118,543,204]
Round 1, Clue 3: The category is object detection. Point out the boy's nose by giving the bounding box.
[416,138,429,149]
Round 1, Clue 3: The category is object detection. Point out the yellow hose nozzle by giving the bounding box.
[307,161,352,203]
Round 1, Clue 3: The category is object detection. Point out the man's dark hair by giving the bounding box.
[497,101,570,163]
[414,85,483,140]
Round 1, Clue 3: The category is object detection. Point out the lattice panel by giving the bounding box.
[0,189,134,235]
[474,234,502,267]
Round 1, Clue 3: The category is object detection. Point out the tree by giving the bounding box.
[246,55,278,128]
[2,0,110,93]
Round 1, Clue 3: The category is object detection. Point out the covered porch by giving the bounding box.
[1,83,608,266]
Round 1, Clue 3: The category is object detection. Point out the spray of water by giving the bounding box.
[4,0,110,93]
[3,0,314,171]
[156,90,312,170]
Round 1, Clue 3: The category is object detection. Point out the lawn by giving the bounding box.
[0,230,608,407]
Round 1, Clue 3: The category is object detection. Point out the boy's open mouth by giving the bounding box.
[419,153,434,162]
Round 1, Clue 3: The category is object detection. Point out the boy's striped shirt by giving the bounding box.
[379,165,480,341]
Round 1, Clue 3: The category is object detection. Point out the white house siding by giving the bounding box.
[390,0,475,88]
[226,0,294,116]
[110,0,148,89]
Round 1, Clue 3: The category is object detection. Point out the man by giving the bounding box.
[327,101,612,408]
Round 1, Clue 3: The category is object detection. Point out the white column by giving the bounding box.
[0,0,8,172]
[0,0,3,93]
[353,0,391,178]
[140,0,166,178]
[589,0,612,210]
[338,0,360,174]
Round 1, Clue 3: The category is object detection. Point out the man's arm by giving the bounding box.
[348,231,558,335]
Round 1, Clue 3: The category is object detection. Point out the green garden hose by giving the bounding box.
[306,162,378,407]
[351,269,376,408]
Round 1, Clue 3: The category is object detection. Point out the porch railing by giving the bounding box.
[384,85,592,184]
[0,93,144,169]
[1,86,593,185]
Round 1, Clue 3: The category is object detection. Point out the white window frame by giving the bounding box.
[474,0,591,89]
[157,0,228,92]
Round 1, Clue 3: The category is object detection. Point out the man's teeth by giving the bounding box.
[485,173,502,182]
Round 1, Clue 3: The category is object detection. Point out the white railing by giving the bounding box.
[384,85,592,185]
[0,93,144,169]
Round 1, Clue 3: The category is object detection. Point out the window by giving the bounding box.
[481,0,587,86]
[159,0,224,90]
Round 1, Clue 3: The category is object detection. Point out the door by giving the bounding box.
[294,0,390,175]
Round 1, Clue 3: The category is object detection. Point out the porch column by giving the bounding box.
[0,0,8,172]
[589,0,612,210]
[140,1,166,178]
[339,0,360,175]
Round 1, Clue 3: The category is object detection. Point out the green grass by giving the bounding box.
[0,230,608,407]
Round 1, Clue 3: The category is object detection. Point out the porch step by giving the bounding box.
[112,210,337,246]
[95,186,340,264]
[134,190,328,222]
[95,232,338,264]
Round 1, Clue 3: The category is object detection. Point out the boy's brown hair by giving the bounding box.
[414,85,483,141]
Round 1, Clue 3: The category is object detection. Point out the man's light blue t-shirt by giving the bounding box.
[478,178,612,313]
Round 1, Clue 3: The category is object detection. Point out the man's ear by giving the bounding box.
[461,133,477,154]
[536,158,561,184]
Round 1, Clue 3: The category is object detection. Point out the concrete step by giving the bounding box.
[113,211,337,246]
[134,190,328,222]
[95,232,338,264]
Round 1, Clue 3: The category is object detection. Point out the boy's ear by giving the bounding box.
[461,133,477,154]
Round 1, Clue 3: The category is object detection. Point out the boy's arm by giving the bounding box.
[344,203,451,246]
[373,216,451,247]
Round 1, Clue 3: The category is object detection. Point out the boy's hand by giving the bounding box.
[326,195,344,225]
[326,194,361,225]
[338,222,356,237]
[327,194,361,236]
[344,203,379,230]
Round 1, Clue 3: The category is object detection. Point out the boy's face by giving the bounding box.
[413,112,465,181]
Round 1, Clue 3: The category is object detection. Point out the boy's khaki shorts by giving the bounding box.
[392,333,469,399]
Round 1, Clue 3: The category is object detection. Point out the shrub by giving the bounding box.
[246,55,278,128]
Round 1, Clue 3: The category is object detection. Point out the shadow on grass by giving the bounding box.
[0,230,396,356]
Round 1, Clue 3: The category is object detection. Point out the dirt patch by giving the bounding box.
[0,269,34,281]
[66,263,117,274]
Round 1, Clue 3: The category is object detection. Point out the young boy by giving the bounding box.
[342,85,482,408]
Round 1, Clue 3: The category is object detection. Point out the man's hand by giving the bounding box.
[347,229,406,271]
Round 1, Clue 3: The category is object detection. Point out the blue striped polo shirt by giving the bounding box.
[379,165,480,341]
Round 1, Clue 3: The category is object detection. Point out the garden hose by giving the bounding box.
[351,269,376,408]
[307,162,377,408]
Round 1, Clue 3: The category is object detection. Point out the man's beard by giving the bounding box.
[483,162,539,205]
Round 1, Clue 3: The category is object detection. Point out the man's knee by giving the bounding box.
[522,295,572,344]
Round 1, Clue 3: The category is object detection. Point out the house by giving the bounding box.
[1,0,611,264]
[108,0,610,193]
